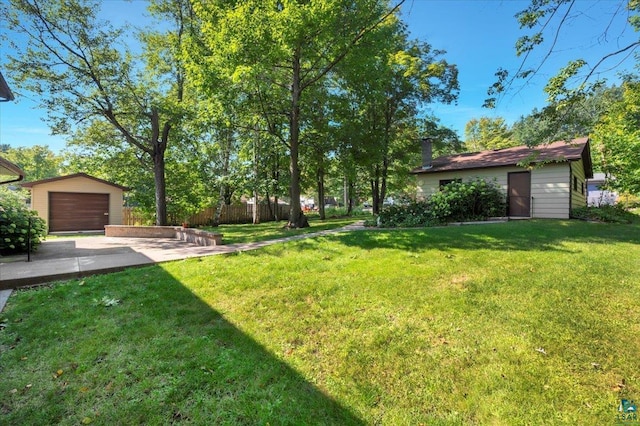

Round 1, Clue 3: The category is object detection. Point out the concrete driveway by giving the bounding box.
[0,235,240,290]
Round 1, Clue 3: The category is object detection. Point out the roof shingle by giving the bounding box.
[412,137,592,178]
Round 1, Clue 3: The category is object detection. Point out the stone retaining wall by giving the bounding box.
[105,225,180,238]
[104,225,223,246]
[175,228,223,246]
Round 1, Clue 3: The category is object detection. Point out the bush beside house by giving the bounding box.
[376,178,506,227]
[0,190,47,254]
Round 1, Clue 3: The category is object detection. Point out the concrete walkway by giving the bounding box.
[0,221,366,311]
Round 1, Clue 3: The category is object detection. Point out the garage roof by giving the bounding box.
[412,137,593,178]
[20,172,129,190]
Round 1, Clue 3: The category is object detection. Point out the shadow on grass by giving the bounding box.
[334,220,640,253]
[0,265,364,425]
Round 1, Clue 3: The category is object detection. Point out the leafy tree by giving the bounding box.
[190,0,406,228]
[464,117,516,152]
[2,145,61,181]
[592,80,640,195]
[336,22,458,213]
[3,0,192,225]
[487,1,640,138]
[511,85,625,146]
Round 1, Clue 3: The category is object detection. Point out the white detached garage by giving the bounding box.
[411,138,594,219]
[21,173,127,233]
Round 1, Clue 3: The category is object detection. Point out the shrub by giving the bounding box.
[0,190,47,254]
[571,205,639,224]
[428,178,506,223]
[377,200,432,228]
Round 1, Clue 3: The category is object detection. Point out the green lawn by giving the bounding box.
[1,220,639,425]
[204,216,362,244]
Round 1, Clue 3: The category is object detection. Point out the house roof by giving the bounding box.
[20,172,129,190]
[412,137,593,178]
[0,156,25,184]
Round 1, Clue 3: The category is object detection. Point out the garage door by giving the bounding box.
[49,192,110,232]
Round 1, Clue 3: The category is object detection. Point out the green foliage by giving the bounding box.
[571,205,639,224]
[377,179,506,228]
[593,80,640,195]
[428,178,506,223]
[377,201,432,228]
[1,145,62,181]
[0,190,47,254]
[464,117,516,151]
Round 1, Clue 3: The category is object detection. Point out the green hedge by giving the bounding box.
[0,191,47,254]
[376,178,506,228]
[428,178,506,223]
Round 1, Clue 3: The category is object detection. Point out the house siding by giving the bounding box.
[416,163,575,219]
[570,159,587,211]
[416,166,523,200]
[530,163,570,219]
[29,176,124,231]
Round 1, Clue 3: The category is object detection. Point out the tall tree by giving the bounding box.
[337,23,458,213]
[191,0,406,228]
[2,145,62,181]
[3,0,192,225]
[511,85,624,146]
[592,79,640,195]
[464,117,515,151]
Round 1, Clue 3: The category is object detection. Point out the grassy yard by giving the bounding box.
[203,216,362,244]
[1,220,639,425]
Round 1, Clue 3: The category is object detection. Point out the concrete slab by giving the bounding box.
[0,221,368,289]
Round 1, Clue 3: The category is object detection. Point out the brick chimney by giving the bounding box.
[421,137,433,169]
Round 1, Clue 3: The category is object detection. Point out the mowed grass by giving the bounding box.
[204,216,362,244]
[1,220,639,425]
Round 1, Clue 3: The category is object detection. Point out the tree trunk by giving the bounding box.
[317,166,325,220]
[371,164,382,215]
[287,49,309,228]
[152,109,168,226]
[212,195,225,227]
[347,178,355,215]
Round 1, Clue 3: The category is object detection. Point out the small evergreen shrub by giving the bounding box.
[0,190,47,254]
[428,178,506,223]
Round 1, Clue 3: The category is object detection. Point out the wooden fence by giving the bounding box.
[123,204,290,226]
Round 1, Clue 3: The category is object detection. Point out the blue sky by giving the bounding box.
[0,0,637,152]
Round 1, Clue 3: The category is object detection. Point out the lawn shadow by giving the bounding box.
[333,220,640,253]
[0,265,364,425]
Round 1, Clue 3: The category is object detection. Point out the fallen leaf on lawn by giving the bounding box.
[82,417,93,424]
[25,384,32,389]
[9,389,17,394]
[79,280,85,286]
[80,386,89,393]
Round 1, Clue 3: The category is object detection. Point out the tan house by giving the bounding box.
[21,173,128,233]
[411,138,593,219]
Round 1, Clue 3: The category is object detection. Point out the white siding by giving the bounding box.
[570,159,587,210]
[530,164,570,219]
[28,176,124,231]
[416,166,523,199]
